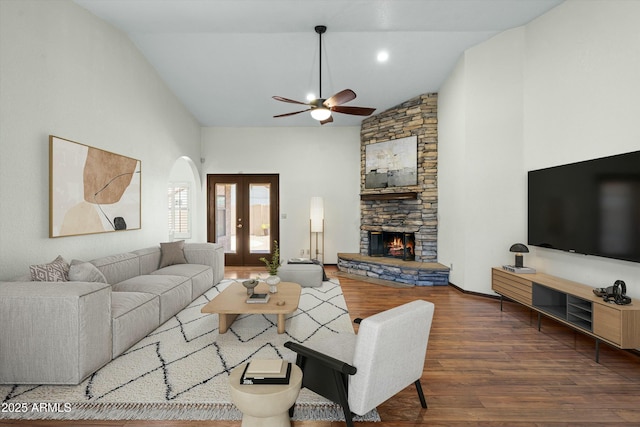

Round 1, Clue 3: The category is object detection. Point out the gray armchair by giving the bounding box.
[284,299,435,427]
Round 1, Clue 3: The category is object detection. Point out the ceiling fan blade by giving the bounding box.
[273,109,311,118]
[320,115,334,125]
[324,89,356,108]
[272,96,308,105]
[331,105,376,116]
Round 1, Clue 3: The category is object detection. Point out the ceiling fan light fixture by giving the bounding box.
[310,107,331,121]
[272,25,375,123]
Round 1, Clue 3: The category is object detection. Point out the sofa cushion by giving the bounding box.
[152,263,213,299]
[159,240,187,268]
[69,259,107,283]
[29,255,69,282]
[184,243,225,285]
[111,292,160,358]
[113,275,192,324]
[91,253,139,285]
[133,247,162,275]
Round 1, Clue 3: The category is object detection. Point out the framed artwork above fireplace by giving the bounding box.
[364,135,417,189]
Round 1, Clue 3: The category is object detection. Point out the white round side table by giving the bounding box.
[228,362,302,427]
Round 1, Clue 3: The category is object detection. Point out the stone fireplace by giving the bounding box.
[337,93,449,286]
[360,93,438,263]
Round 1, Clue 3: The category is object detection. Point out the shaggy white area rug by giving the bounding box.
[0,279,380,421]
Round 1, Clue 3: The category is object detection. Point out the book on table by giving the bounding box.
[241,359,292,385]
[246,293,270,304]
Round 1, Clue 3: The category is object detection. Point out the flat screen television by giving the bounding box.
[528,151,640,263]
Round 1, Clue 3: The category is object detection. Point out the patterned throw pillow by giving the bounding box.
[29,255,70,282]
[159,240,188,268]
[68,259,108,283]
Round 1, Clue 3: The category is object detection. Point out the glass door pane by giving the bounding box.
[249,183,270,254]
[215,183,237,254]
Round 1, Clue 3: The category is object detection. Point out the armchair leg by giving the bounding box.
[332,370,354,427]
[414,379,427,408]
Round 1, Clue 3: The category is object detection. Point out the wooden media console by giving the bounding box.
[492,267,640,362]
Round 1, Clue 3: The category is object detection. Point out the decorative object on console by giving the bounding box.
[593,280,632,305]
[503,243,536,273]
[510,243,528,267]
[260,240,281,293]
[49,135,141,238]
[310,197,324,263]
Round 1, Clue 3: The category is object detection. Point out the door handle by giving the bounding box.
[237,224,243,228]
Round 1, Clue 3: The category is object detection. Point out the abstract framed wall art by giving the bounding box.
[365,135,417,189]
[49,135,141,237]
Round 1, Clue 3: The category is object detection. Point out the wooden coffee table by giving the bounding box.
[201,281,301,334]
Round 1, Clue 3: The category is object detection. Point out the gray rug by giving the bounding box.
[0,279,380,422]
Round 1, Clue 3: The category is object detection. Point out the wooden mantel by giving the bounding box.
[360,192,418,201]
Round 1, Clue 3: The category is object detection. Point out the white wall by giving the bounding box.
[523,0,640,295]
[0,0,201,280]
[438,0,640,298]
[201,127,361,264]
[438,57,468,287]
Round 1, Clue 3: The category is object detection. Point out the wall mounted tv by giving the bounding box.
[528,151,640,263]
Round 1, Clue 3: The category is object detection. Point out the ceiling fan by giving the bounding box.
[273,25,376,125]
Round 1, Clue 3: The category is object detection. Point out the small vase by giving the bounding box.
[265,274,281,293]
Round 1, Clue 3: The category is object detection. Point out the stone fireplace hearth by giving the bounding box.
[337,92,449,286]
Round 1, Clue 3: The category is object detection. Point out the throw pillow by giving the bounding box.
[159,240,187,268]
[69,259,108,283]
[29,255,70,282]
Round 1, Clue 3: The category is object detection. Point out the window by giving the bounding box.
[168,182,191,239]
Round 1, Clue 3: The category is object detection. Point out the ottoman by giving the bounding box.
[278,262,323,287]
[229,362,303,427]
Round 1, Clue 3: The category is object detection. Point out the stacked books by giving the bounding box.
[246,293,270,304]
[240,359,292,385]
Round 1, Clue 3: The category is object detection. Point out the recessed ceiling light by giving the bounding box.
[377,51,389,62]
[306,93,316,101]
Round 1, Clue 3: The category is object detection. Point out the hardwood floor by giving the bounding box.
[3,265,640,427]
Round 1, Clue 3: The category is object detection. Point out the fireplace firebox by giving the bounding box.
[369,231,415,261]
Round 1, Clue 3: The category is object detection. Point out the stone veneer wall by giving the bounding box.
[360,93,438,262]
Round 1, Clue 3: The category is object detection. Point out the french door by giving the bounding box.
[207,174,279,266]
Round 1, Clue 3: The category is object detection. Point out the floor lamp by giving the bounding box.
[310,197,324,263]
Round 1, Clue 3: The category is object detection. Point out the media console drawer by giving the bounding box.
[593,304,621,346]
[491,269,532,305]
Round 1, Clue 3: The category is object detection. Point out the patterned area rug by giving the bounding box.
[0,279,380,422]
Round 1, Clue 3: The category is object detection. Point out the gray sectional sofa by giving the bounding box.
[0,242,224,385]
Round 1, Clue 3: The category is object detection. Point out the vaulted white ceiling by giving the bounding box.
[74,0,563,127]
